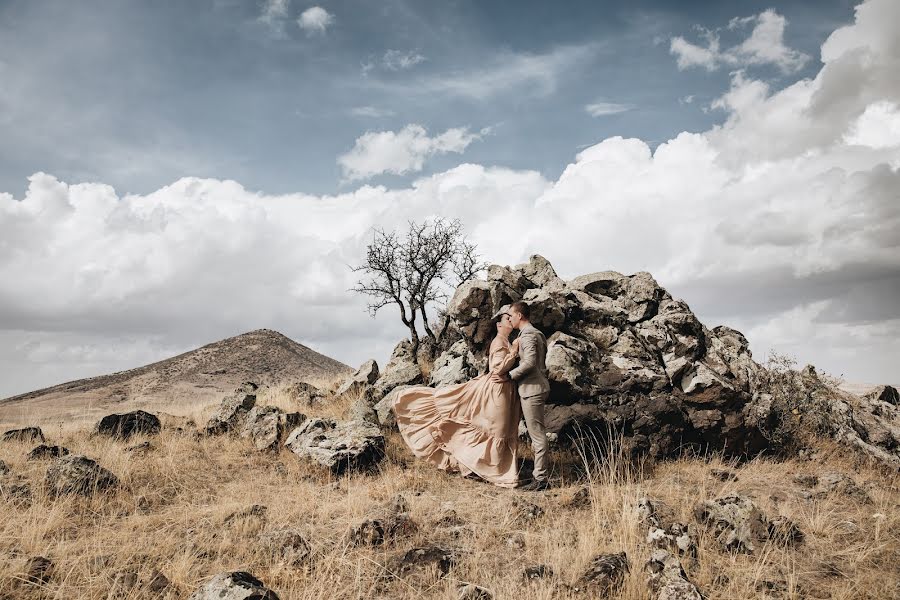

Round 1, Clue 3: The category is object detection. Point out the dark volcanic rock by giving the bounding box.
[205,382,258,435]
[574,552,629,594]
[3,427,45,443]
[25,556,53,584]
[45,455,118,497]
[95,410,161,439]
[239,405,306,451]
[27,445,70,460]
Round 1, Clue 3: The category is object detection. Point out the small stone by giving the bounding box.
[506,533,526,550]
[385,546,456,580]
[259,529,311,566]
[27,445,70,460]
[224,504,268,524]
[523,564,554,580]
[125,441,152,453]
[710,468,737,482]
[25,556,53,584]
[145,569,170,594]
[574,552,629,594]
[457,583,492,599]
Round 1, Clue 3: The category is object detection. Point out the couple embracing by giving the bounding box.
[393,301,551,491]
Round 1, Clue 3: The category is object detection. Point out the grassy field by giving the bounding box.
[0,383,897,599]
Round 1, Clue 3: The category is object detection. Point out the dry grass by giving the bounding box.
[1,386,898,599]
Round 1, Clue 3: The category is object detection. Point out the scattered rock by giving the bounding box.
[373,385,413,428]
[284,418,385,473]
[259,529,311,566]
[694,494,769,553]
[513,498,544,521]
[110,570,138,594]
[573,552,629,594]
[24,556,53,584]
[864,384,898,405]
[523,564,554,580]
[1,479,32,505]
[224,504,268,524]
[769,515,805,546]
[457,583,493,599]
[336,359,380,398]
[710,467,738,482]
[505,533,525,550]
[145,569,171,595]
[646,550,702,600]
[95,410,161,439]
[188,571,279,600]
[562,486,591,509]
[647,523,698,559]
[0,459,8,476]
[2,427,45,443]
[635,497,677,530]
[45,455,118,497]
[125,441,152,453]
[385,546,456,580]
[239,405,305,451]
[27,445,70,460]
[349,494,418,546]
[205,382,259,435]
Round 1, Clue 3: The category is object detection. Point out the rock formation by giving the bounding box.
[284,418,385,473]
[45,455,119,497]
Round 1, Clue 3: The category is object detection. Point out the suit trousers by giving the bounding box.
[520,391,550,482]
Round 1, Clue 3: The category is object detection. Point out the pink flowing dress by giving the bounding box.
[393,338,521,488]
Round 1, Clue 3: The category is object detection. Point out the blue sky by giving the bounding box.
[1,0,898,397]
[0,0,857,196]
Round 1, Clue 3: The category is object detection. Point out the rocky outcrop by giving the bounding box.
[188,571,279,600]
[95,410,161,439]
[45,455,119,497]
[2,427,45,443]
[284,418,385,473]
[239,406,305,451]
[205,382,259,435]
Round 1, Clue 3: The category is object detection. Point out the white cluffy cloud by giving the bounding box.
[297,6,333,34]
[337,124,487,181]
[671,9,810,73]
[350,106,395,118]
[1,0,899,397]
[362,50,427,76]
[585,101,634,117]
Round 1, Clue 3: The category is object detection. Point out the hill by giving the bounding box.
[0,329,350,428]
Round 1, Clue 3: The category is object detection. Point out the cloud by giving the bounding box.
[1,0,899,396]
[350,106,396,118]
[366,44,596,101]
[337,124,486,181]
[297,6,333,34]
[671,9,810,74]
[361,49,427,76]
[258,0,290,34]
[585,101,635,117]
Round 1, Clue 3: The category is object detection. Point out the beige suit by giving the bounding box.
[508,323,550,482]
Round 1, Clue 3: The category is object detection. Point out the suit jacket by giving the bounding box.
[509,323,550,398]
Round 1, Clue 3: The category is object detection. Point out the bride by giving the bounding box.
[392,308,522,488]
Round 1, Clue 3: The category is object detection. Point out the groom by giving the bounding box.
[492,300,551,491]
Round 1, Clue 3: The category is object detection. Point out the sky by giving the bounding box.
[0,0,898,397]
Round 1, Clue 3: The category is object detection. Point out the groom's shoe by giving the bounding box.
[518,478,550,492]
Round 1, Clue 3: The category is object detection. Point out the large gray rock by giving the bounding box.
[284,418,385,473]
[373,385,414,429]
[95,410,161,439]
[646,550,702,600]
[239,406,306,451]
[373,341,424,399]
[206,382,258,435]
[188,571,279,600]
[430,340,479,387]
[45,455,118,497]
[335,359,380,398]
[693,493,801,553]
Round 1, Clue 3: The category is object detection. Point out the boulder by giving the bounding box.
[373,341,424,399]
[430,339,479,387]
[864,384,898,405]
[2,427,45,443]
[188,572,279,600]
[348,396,378,424]
[284,418,385,473]
[27,445,70,460]
[45,455,118,497]
[239,406,305,451]
[374,385,414,428]
[693,494,801,553]
[95,410,161,439]
[646,550,702,600]
[206,382,258,435]
[335,359,380,398]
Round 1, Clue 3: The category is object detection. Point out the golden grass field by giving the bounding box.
[0,381,897,599]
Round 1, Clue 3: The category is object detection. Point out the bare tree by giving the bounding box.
[352,218,483,356]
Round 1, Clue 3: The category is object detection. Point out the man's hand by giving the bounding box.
[490,372,510,383]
